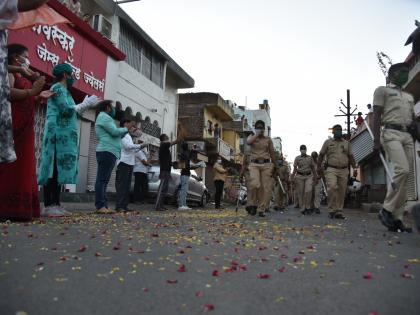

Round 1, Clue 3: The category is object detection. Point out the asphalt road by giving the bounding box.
[1,204,419,315]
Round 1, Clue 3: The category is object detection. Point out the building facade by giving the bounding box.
[9,0,194,194]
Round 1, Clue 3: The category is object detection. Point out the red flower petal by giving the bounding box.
[257,273,270,279]
[369,312,378,315]
[401,273,414,279]
[178,264,186,272]
[363,272,373,279]
[224,267,235,273]
[151,233,159,237]
[167,279,178,284]
[113,245,121,250]
[78,245,87,252]
[143,287,149,292]
[278,267,286,273]
[204,304,215,312]
[195,291,204,298]
[259,246,268,251]
[298,250,305,255]
[212,270,220,277]
[231,260,239,266]
[94,252,102,257]
[239,265,247,271]
[280,254,288,259]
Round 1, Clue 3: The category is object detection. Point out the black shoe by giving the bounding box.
[412,204,420,233]
[394,220,413,233]
[249,206,257,216]
[155,208,166,211]
[273,206,281,211]
[333,212,346,220]
[378,209,397,229]
[301,209,312,215]
[258,211,266,217]
[314,208,321,214]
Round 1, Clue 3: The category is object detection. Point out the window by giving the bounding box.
[119,21,165,88]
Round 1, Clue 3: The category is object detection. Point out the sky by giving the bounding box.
[120,0,419,161]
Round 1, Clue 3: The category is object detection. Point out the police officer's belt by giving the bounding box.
[384,124,409,132]
[297,171,312,176]
[251,159,270,164]
[326,164,347,169]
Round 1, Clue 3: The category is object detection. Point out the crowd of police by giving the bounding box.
[239,62,420,233]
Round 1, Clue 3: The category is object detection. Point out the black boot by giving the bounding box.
[394,220,413,233]
[378,209,397,229]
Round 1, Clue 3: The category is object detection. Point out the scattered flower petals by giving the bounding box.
[257,273,270,279]
[178,264,186,272]
[401,273,415,279]
[212,270,220,277]
[204,304,215,312]
[363,272,373,280]
[78,245,87,252]
[278,267,285,273]
[167,279,178,284]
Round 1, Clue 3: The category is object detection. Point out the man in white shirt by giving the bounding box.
[115,119,142,212]
[133,146,151,204]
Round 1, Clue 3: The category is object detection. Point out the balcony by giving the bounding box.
[141,120,161,138]
[405,53,420,100]
[205,137,235,161]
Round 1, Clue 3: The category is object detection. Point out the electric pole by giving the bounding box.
[334,89,358,139]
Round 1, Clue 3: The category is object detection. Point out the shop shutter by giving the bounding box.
[87,122,117,192]
[350,129,373,163]
[407,152,417,201]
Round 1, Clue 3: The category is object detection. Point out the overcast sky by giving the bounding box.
[122,0,419,161]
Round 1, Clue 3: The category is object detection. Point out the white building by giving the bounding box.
[233,100,272,136]
[78,0,194,192]
[272,137,282,154]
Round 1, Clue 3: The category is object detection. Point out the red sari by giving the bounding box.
[0,74,40,221]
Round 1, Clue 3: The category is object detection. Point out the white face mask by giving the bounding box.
[19,56,30,69]
[217,160,222,164]
[255,128,264,135]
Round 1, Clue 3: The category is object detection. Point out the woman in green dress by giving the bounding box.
[38,63,99,217]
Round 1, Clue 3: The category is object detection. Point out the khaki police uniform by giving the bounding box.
[274,163,289,209]
[248,136,275,212]
[374,83,415,221]
[312,176,322,210]
[293,155,314,211]
[319,138,352,213]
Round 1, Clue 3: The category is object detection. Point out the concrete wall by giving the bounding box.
[223,130,240,153]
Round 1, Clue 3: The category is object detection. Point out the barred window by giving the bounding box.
[119,21,164,88]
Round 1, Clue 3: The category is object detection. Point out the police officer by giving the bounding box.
[317,125,356,219]
[373,62,415,233]
[311,151,322,214]
[246,120,277,217]
[274,154,289,211]
[292,145,316,215]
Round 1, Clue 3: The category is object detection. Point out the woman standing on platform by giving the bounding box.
[0,43,51,221]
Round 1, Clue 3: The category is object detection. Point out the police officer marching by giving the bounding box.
[274,154,290,212]
[292,145,316,215]
[373,62,415,233]
[246,120,278,217]
[311,151,322,214]
[317,125,357,219]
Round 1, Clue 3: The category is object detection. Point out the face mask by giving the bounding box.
[19,56,30,68]
[255,128,264,135]
[110,107,116,118]
[333,130,343,139]
[217,160,222,164]
[395,71,409,87]
[66,74,75,88]
[300,150,307,155]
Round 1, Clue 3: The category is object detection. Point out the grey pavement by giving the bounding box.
[0,203,419,315]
